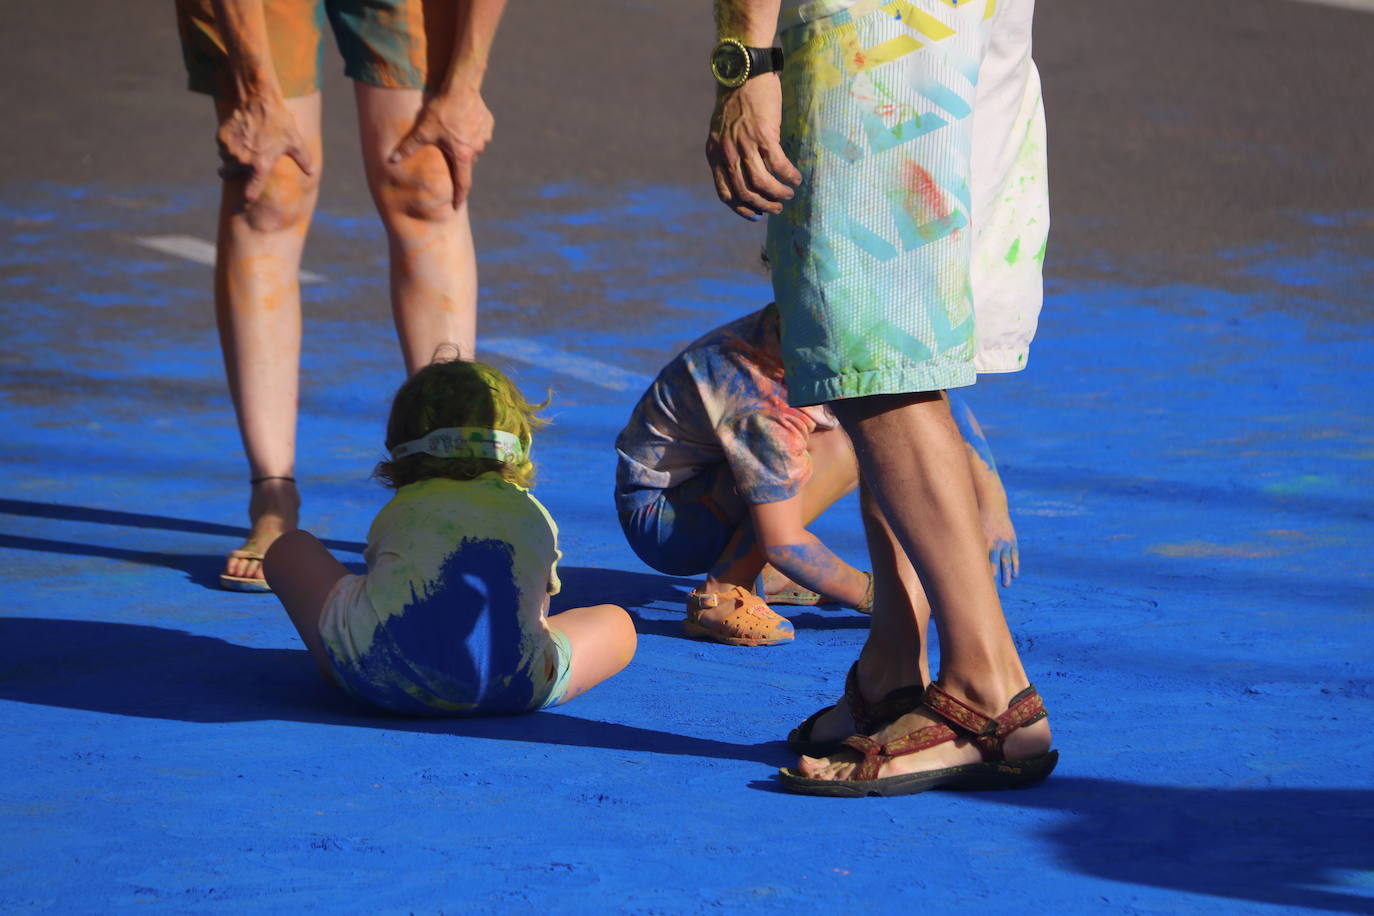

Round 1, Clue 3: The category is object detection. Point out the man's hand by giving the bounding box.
[216,94,314,203]
[706,75,801,221]
[982,506,1019,588]
[388,87,494,210]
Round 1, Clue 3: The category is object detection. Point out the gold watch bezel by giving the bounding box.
[710,38,752,89]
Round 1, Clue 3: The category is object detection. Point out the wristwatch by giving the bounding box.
[710,39,784,88]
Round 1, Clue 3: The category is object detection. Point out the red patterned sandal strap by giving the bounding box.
[865,685,926,732]
[923,684,998,738]
[842,663,870,730]
[843,664,925,735]
[840,733,886,782]
[1003,685,1047,730]
[926,683,1049,758]
[840,722,959,782]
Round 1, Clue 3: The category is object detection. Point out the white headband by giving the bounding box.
[389,427,526,465]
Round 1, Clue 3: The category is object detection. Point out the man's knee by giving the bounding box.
[238,159,321,234]
[373,147,455,226]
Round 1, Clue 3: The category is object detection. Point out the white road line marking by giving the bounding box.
[483,337,652,392]
[133,234,325,284]
[1283,0,1374,10]
[131,235,640,392]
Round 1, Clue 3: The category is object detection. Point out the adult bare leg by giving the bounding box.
[798,393,1050,780]
[215,92,323,585]
[796,480,930,746]
[355,84,478,373]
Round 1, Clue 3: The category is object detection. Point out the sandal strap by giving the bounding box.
[841,722,958,781]
[925,683,1047,758]
[842,663,924,735]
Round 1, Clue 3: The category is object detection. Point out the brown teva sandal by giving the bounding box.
[778,683,1058,797]
[786,662,924,756]
[683,586,794,646]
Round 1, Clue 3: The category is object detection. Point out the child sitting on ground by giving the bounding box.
[614,304,1017,648]
[265,357,637,714]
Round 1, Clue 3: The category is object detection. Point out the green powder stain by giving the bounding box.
[1262,474,1331,496]
[1034,237,1048,268]
[1004,238,1021,266]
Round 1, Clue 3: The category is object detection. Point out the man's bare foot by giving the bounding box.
[795,686,1052,782]
[224,477,300,584]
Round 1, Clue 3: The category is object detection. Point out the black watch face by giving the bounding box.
[712,44,748,86]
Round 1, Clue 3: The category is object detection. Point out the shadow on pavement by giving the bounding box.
[6,615,1366,912]
[0,616,783,767]
[982,776,1374,915]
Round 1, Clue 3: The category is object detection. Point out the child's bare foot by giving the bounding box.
[222,477,299,589]
[794,684,1052,784]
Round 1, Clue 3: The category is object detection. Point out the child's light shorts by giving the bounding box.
[318,573,573,717]
[768,0,1048,406]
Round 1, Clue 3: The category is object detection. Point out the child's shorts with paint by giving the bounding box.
[618,465,741,578]
[175,0,457,97]
[768,0,1049,406]
[318,573,573,717]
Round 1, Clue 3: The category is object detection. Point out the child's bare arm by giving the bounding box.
[750,496,870,608]
[947,392,1019,587]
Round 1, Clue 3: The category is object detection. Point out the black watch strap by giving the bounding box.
[747,45,784,77]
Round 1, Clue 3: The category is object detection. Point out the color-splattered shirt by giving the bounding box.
[320,473,565,715]
[615,305,833,512]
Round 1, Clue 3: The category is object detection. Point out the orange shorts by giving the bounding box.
[175,0,456,98]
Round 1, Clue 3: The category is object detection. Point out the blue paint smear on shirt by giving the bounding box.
[347,537,536,716]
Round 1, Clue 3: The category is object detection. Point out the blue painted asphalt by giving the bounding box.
[1,183,1372,913]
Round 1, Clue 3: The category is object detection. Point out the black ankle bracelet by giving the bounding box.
[250,475,297,485]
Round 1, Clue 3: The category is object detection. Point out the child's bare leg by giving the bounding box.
[263,530,349,684]
[546,604,637,704]
[801,481,931,744]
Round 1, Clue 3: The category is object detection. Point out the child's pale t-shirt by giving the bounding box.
[615,305,835,513]
[319,473,567,716]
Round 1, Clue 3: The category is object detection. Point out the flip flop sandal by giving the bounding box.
[763,571,875,614]
[684,586,794,647]
[786,661,924,756]
[764,584,823,606]
[220,549,272,593]
[778,683,1058,797]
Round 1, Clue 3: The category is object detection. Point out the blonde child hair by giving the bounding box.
[374,357,548,490]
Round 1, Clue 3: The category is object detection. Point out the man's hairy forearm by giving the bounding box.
[441,0,508,92]
[713,0,781,45]
[210,0,281,97]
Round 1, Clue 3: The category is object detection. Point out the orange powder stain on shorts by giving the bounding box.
[900,159,948,222]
